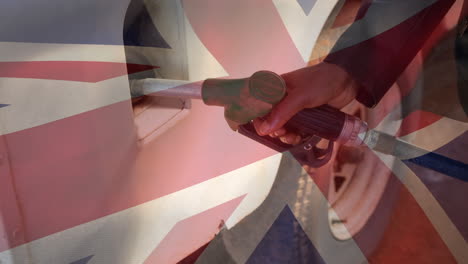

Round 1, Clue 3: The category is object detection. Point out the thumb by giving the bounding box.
[258,93,305,135]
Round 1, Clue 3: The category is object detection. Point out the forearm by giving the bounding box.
[324,0,456,107]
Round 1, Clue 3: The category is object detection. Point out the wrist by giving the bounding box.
[324,62,360,108]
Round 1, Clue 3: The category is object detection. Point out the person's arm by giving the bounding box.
[255,0,456,143]
[324,0,456,107]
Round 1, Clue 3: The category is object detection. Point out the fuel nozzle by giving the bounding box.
[130,71,370,168]
[202,71,286,127]
[131,71,286,129]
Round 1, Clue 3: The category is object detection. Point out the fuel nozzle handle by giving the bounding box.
[284,105,368,146]
[202,71,286,125]
[203,71,368,147]
[237,102,367,168]
[202,71,369,147]
[225,71,369,167]
[132,70,368,151]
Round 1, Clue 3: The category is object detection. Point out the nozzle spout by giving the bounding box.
[130,78,202,99]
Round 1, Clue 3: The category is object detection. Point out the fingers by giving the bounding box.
[278,133,301,145]
[253,118,288,137]
[252,91,304,145]
[253,118,266,135]
[257,92,305,135]
[268,127,286,138]
[253,118,301,145]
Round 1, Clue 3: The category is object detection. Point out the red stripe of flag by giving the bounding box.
[0,61,158,83]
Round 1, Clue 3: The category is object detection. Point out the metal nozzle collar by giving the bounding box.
[336,114,368,147]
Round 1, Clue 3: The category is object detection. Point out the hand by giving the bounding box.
[253,62,360,144]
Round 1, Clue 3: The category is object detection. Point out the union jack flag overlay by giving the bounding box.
[0,0,467,263]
